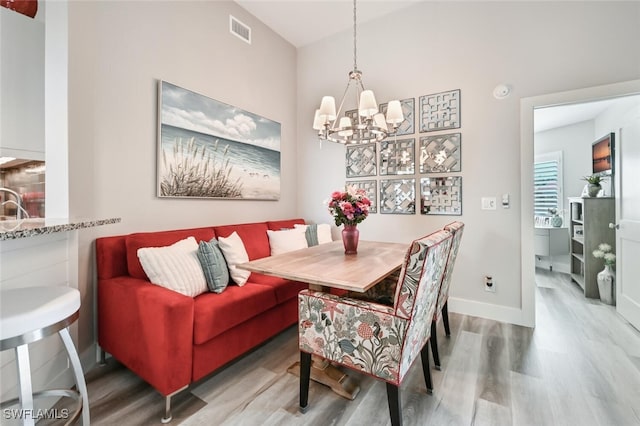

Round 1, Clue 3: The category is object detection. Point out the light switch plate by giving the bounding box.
[481,197,497,210]
[502,193,510,208]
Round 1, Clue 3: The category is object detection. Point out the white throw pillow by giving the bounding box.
[316,224,333,244]
[137,237,208,297]
[217,231,250,286]
[294,223,333,245]
[267,228,309,255]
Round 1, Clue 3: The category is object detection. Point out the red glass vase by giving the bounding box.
[342,224,359,255]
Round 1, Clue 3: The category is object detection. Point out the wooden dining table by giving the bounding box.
[237,239,407,400]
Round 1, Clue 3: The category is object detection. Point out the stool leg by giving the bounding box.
[59,328,90,426]
[15,344,35,426]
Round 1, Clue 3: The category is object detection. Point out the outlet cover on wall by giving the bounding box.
[485,275,495,292]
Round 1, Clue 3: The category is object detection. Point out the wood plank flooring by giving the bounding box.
[55,269,640,425]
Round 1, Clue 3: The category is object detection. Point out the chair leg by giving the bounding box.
[15,344,35,426]
[430,320,441,370]
[420,345,433,394]
[442,301,451,337]
[386,382,403,426]
[59,328,90,426]
[300,351,312,412]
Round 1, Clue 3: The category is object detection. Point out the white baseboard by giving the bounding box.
[448,296,530,327]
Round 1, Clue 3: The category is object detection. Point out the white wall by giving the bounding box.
[297,2,640,324]
[535,120,594,208]
[66,1,297,357]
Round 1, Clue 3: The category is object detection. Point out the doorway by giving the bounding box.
[520,79,640,328]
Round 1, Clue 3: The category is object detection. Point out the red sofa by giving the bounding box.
[96,218,307,422]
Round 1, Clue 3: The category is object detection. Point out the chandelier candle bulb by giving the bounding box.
[358,90,378,116]
[312,109,323,131]
[386,100,404,124]
[338,117,354,137]
[373,113,388,130]
[319,96,337,120]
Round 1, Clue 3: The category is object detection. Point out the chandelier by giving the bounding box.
[312,0,404,145]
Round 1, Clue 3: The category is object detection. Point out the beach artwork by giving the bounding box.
[158,81,281,200]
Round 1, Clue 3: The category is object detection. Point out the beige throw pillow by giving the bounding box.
[267,228,309,255]
[217,231,250,286]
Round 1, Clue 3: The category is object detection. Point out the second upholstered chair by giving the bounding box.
[428,221,465,370]
[298,229,453,426]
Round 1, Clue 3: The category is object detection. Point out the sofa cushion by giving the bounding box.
[126,227,215,280]
[267,218,305,230]
[249,273,308,304]
[218,231,251,286]
[267,228,308,255]
[137,237,208,297]
[193,283,278,344]
[197,239,230,293]
[214,222,270,260]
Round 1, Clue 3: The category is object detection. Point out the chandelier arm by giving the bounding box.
[331,80,355,131]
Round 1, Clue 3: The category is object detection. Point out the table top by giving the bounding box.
[238,240,407,293]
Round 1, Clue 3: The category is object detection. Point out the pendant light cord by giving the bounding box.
[353,0,357,72]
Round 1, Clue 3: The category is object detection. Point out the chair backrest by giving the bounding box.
[392,229,453,381]
[434,222,465,319]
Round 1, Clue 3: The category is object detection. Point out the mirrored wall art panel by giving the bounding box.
[345,109,374,141]
[420,176,462,215]
[348,180,377,213]
[419,89,461,132]
[380,138,415,176]
[380,179,416,215]
[419,133,461,173]
[346,143,377,177]
[380,98,415,136]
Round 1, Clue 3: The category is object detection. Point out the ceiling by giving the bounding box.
[234,0,422,48]
[235,1,638,133]
[534,96,640,133]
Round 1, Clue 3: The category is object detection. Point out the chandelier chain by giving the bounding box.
[353,0,357,71]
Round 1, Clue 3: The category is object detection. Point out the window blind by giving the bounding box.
[534,151,563,217]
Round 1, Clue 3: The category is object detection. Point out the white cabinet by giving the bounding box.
[535,227,569,257]
[569,197,615,298]
[0,9,45,160]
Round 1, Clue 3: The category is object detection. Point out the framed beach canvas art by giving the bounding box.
[158,81,281,200]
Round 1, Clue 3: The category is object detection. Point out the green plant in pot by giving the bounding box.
[582,174,606,197]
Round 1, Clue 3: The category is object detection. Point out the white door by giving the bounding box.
[616,110,640,330]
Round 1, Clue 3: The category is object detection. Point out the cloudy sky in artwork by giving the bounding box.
[161,81,281,152]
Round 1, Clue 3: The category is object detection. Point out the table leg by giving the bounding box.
[288,357,360,400]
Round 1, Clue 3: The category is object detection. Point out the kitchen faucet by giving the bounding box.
[0,187,28,219]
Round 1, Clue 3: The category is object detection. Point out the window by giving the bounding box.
[534,151,563,217]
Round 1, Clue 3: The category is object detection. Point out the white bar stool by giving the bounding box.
[0,287,90,425]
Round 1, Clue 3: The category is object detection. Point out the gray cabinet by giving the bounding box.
[569,197,615,298]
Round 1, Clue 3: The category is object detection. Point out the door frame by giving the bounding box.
[520,79,640,328]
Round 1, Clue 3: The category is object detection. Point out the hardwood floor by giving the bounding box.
[59,270,640,425]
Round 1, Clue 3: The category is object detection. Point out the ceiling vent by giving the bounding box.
[230,15,251,44]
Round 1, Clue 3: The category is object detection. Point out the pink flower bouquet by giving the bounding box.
[328,186,371,226]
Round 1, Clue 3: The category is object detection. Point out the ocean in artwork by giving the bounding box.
[159,124,281,199]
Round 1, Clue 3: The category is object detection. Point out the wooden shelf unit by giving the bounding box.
[568,197,615,298]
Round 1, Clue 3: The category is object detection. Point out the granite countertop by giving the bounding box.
[0,217,121,240]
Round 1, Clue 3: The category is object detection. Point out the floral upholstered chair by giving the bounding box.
[429,221,465,370]
[298,229,453,426]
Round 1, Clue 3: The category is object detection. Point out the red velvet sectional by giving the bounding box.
[95,218,307,419]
